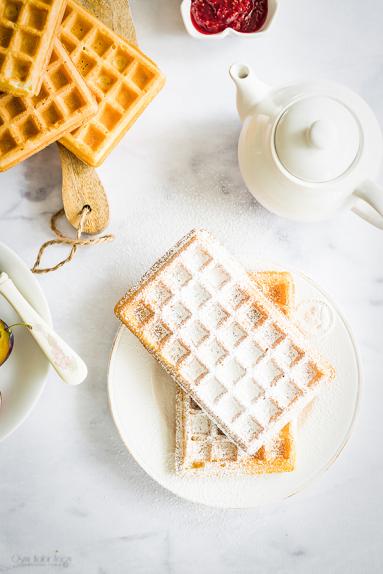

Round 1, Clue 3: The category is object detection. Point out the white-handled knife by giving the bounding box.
[0,272,87,385]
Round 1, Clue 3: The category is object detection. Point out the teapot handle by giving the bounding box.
[352,180,383,230]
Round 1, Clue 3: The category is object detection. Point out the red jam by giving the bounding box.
[190,0,268,35]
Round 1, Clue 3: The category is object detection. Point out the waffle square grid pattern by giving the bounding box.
[177,392,295,475]
[0,0,66,96]
[58,0,165,167]
[115,229,335,455]
[176,271,296,476]
[0,38,97,171]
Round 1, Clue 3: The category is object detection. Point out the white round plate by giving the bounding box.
[0,242,51,441]
[108,268,360,508]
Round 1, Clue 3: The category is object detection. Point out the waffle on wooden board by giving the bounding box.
[0,38,96,171]
[115,229,335,456]
[0,0,67,96]
[176,271,296,475]
[58,0,165,166]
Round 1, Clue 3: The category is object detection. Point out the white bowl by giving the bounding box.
[180,0,278,39]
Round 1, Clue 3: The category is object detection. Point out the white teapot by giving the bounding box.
[230,64,383,229]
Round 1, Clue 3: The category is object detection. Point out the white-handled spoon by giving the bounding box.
[0,272,87,385]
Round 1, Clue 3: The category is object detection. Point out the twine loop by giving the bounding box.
[32,206,114,274]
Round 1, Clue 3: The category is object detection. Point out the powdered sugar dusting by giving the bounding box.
[115,229,335,456]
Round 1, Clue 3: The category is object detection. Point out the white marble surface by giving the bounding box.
[1,0,383,572]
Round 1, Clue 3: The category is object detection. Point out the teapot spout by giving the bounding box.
[230,64,270,122]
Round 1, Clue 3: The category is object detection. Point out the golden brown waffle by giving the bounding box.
[0,39,97,172]
[176,271,296,475]
[115,229,335,455]
[58,0,165,167]
[0,0,67,96]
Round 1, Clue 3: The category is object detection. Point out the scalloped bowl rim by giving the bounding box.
[180,0,279,39]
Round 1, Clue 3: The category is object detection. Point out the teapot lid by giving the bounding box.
[274,96,361,183]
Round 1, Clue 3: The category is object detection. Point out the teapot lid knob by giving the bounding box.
[274,96,361,183]
[307,120,336,150]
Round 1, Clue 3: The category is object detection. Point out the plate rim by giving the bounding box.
[107,264,362,508]
[0,241,52,441]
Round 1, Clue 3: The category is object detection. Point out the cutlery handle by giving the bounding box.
[0,273,87,385]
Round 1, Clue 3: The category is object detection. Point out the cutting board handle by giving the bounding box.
[58,144,109,235]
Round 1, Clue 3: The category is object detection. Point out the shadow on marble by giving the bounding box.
[21,144,61,203]
[0,143,62,226]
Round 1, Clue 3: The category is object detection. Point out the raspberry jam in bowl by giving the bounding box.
[181,0,278,38]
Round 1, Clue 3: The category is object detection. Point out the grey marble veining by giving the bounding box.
[1,0,383,572]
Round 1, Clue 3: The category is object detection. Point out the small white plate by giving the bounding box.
[108,267,360,508]
[0,242,51,441]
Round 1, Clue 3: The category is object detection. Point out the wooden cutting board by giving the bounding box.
[59,0,137,234]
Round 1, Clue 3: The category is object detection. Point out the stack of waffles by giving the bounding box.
[0,0,165,171]
[115,229,336,477]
